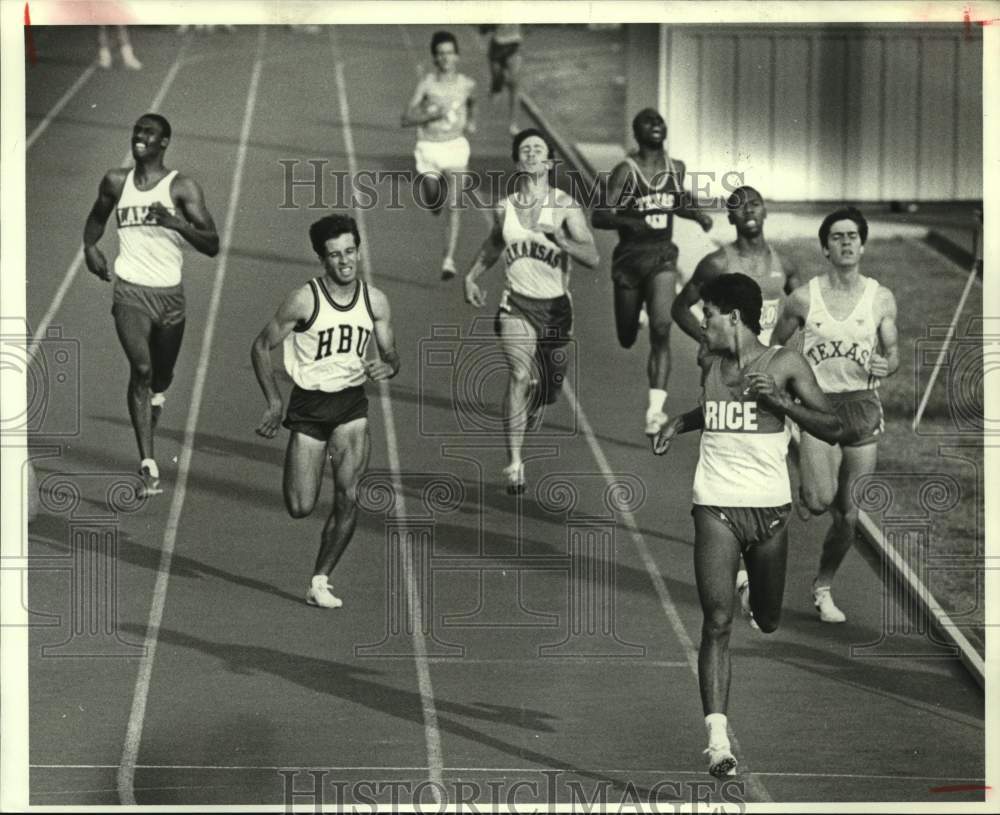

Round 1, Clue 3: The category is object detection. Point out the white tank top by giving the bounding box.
[283,278,375,392]
[693,346,791,507]
[416,72,475,143]
[114,169,185,287]
[802,276,880,393]
[502,194,569,300]
[721,242,786,344]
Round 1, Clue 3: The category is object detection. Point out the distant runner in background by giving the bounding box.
[592,107,713,438]
[402,30,478,280]
[480,24,523,135]
[771,207,899,624]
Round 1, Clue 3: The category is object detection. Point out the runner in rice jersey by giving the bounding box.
[592,107,713,438]
[652,272,842,778]
[251,213,400,610]
[83,113,220,498]
[771,207,899,624]
[465,129,599,494]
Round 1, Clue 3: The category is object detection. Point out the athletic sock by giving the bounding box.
[312,574,331,590]
[140,458,159,479]
[705,713,729,748]
[647,388,668,415]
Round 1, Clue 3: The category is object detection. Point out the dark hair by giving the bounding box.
[431,30,458,55]
[309,214,361,257]
[631,107,664,140]
[818,206,869,248]
[137,113,171,140]
[699,273,763,335]
[725,185,763,210]
[511,128,553,162]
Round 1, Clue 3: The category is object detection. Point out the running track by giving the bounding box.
[22,26,984,806]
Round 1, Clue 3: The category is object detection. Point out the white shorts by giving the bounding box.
[414,136,470,176]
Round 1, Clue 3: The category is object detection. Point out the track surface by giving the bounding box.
[23,26,984,806]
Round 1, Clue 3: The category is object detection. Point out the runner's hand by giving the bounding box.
[744,372,790,410]
[652,418,680,455]
[364,359,395,382]
[868,353,890,377]
[255,400,284,439]
[465,276,486,307]
[147,201,186,231]
[84,245,110,281]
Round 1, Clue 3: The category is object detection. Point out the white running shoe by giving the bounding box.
[735,570,760,631]
[637,305,649,329]
[644,410,668,437]
[306,577,343,609]
[121,45,143,70]
[137,460,163,498]
[151,392,166,428]
[704,744,738,778]
[441,256,457,280]
[98,47,112,69]
[812,583,846,623]
[503,462,525,495]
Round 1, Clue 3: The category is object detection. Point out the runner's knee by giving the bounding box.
[703,608,733,639]
[800,484,833,514]
[286,495,315,519]
[129,360,153,387]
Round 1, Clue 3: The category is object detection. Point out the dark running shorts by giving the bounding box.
[611,240,679,289]
[489,39,521,66]
[112,278,186,327]
[827,389,884,447]
[495,290,573,405]
[283,384,368,442]
[693,504,792,552]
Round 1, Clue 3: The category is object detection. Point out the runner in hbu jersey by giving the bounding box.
[653,273,842,778]
[83,113,220,498]
[464,129,599,494]
[402,30,477,280]
[771,207,899,624]
[251,214,399,610]
[592,107,713,438]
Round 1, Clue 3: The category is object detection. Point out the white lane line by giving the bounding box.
[26,64,97,150]
[26,38,190,364]
[115,28,266,806]
[331,35,445,799]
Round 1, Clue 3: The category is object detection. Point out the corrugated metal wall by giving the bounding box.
[659,25,982,201]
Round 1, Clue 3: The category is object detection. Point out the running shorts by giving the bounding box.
[693,504,792,552]
[414,136,471,176]
[611,240,679,289]
[827,389,884,447]
[283,384,368,442]
[495,289,573,405]
[112,277,186,327]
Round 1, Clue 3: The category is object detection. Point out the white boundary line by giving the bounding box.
[25,63,97,151]
[330,30,445,799]
[26,38,190,364]
[116,28,266,806]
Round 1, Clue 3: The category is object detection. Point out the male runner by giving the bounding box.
[84,113,219,497]
[465,129,599,493]
[480,24,523,135]
[251,214,399,609]
[592,107,713,437]
[771,207,899,623]
[402,30,477,279]
[653,273,842,777]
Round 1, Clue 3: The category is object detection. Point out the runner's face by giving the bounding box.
[635,113,666,146]
[824,218,864,268]
[131,118,167,161]
[701,302,735,352]
[433,42,458,72]
[729,190,766,235]
[517,136,551,176]
[321,233,360,284]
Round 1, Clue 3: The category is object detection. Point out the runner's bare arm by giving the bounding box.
[590,161,653,233]
[365,286,400,382]
[652,406,704,455]
[150,174,219,257]
[83,169,127,280]
[251,285,313,438]
[464,205,505,307]
[783,255,804,294]
[672,249,726,341]
[551,203,599,268]
[401,78,444,127]
[870,287,899,378]
[464,79,478,135]
[745,349,843,444]
[669,161,713,232]
[770,285,808,346]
